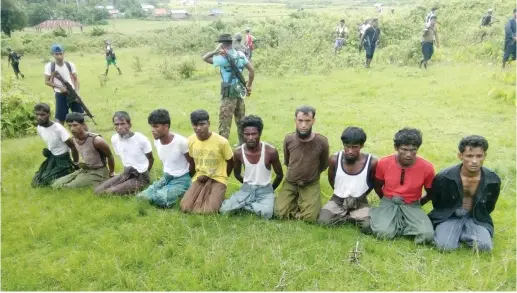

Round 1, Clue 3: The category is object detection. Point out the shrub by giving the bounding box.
[52,27,68,37]
[132,56,143,72]
[177,58,196,79]
[1,77,37,139]
[90,26,107,37]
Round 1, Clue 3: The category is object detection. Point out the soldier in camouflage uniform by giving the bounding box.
[202,33,255,146]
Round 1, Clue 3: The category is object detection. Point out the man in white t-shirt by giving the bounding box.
[32,103,79,187]
[94,111,154,195]
[137,109,193,208]
[44,44,83,125]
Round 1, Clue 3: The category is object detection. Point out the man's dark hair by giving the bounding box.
[340,19,345,22]
[341,127,367,145]
[190,109,210,125]
[240,115,263,134]
[34,103,51,114]
[295,105,316,118]
[458,135,489,153]
[430,15,437,20]
[113,111,131,123]
[148,109,170,127]
[393,127,423,148]
[65,112,85,124]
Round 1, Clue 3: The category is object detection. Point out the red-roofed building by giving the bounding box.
[154,8,169,16]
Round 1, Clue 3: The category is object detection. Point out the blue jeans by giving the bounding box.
[55,92,83,121]
[434,216,493,251]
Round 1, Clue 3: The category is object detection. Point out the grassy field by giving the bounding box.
[1,39,516,290]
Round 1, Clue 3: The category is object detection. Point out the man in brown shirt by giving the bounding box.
[274,106,329,221]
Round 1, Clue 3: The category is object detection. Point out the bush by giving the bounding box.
[90,26,107,37]
[52,27,68,37]
[1,77,37,139]
[177,58,196,79]
[132,56,143,72]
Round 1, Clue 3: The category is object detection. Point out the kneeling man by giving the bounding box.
[52,112,115,189]
[367,128,435,244]
[426,135,500,252]
[180,110,234,214]
[95,111,154,195]
[318,127,377,226]
[220,115,284,219]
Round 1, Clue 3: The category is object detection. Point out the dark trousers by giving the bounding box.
[422,41,434,61]
[55,92,83,121]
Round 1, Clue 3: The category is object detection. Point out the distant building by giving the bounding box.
[209,8,223,16]
[154,8,170,17]
[108,9,120,17]
[170,9,191,19]
[141,4,155,12]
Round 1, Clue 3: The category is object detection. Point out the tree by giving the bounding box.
[27,3,54,26]
[1,0,28,37]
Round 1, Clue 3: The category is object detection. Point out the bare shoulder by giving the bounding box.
[265,143,279,157]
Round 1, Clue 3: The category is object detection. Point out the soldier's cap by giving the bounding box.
[431,7,438,10]
[430,15,437,20]
[340,19,345,22]
[50,44,64,54]
[6,47,11,51]
[216,33,233,42]
[234,33,242,41]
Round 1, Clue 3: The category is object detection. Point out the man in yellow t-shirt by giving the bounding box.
[180,109,234,214]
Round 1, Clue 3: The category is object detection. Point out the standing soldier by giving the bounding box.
[481,9,497,27]
[7,47,24,79]
[502,8,517,69]
[334,19,349,55]
[420,16,440,69]
[104,40,122,76]
[359,18,380,68]
[202,33,255,146]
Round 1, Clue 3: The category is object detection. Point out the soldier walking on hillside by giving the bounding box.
[502,8,517,69]
[7,47,24,79]
[202,33,255,146]
[359,18,380,68]
[420,16,440,69]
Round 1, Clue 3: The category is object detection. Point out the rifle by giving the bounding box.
[223,48,249,98]
[52,72,97,125]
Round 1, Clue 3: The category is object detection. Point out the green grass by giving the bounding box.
[1,45,516,290]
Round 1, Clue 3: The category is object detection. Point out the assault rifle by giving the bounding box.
[223,48,249,98]
[52,72,97,125]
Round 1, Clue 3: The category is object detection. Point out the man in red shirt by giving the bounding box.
[364,128,435,244]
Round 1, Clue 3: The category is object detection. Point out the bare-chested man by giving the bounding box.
[318,127,377,227]
[219,115,284,219]
[424,135,501,252]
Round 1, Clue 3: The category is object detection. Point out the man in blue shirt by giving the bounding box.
[502,8,516,69]
[203,33,255,146]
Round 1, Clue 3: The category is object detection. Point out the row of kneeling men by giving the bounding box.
[32,104,500,252]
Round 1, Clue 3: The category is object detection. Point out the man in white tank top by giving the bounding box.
[318,127,377,227]
[220,116,284,219]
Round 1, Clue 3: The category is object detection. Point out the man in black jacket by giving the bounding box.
[422,135,501,252]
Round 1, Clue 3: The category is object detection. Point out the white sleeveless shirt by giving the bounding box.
[334,151,371,198]
[242,142,272,186]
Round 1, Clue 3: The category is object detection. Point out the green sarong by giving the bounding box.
[274,180,321,222]
[367,196,434,244]
[31,150,73,187]
[51,166,109,189]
